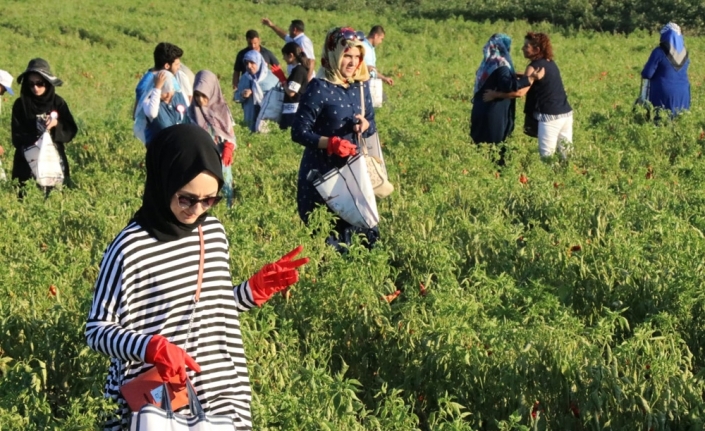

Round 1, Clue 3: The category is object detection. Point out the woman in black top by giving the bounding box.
[484,32,572,158]
[12,58,77,193]
[279,42,309,130]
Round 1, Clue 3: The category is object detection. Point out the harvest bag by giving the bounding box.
[255,85,284,133]
[369,78,383,108]
[24,132,64,187]
[121,226,205,413]
[311,153,380,229]
[133,111,148,144]
[130,381,237,431]
[634,79,650,107]
[359,83,394,199]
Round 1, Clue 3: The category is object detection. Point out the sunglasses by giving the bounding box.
[340,28,363,41]
[28,80,46,88]
[176,194,222,210]
[327,27,363,51]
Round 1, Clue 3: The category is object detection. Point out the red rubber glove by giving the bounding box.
[145,335,201,384]
[270,64,288,86]
[327,136,357,157]
[249,246,309,306]
[222,141,235,167]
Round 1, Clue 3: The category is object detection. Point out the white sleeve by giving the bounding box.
[302,37,315,60]
[141,88,161,119]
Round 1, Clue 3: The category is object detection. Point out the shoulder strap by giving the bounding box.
[194,225,204,302]
[182,226,205,353]
[360,81,365,118]
[357,82,368,155]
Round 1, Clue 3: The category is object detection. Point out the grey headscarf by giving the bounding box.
[187,70,236,143]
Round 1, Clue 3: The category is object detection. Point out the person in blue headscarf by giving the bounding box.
[641,22,690,117]
[470,34,518,150]
[234,50,279,131]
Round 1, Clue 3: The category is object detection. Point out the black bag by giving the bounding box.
[523,113,539,138]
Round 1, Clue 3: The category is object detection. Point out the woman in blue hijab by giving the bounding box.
[641,22,690,117]
[470,34,517,155]
[234,50,279,131]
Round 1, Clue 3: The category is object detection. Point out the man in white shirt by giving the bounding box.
[261,18,315,79]
[362,26,394,86]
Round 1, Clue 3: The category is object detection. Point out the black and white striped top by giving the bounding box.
[86,217,255,430]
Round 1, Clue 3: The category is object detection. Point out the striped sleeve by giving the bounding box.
[85,233,152,363]
[233,281,256,311]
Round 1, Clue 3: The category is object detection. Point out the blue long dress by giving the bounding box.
[291,78,378,249]
[470,66,517,144]
[641,47,690,116]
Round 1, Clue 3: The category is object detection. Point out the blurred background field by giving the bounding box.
[2,1,705,430]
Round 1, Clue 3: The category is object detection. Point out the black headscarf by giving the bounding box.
[19,74,58,118]
[133,124,224,242]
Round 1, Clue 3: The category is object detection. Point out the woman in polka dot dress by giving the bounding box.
[292,27,378,251]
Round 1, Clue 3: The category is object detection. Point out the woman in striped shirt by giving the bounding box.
[86,124,308,430]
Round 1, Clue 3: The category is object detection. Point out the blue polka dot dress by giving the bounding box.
[291,78,379,248]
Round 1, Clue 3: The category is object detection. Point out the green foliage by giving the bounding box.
[2,0,705,430]
[267,0,705,34]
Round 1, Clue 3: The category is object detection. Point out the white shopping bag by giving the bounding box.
[130,382,236,431]
[255,86,284,133]
[311,154,379,229]
[369,78,383,108]
[24,132,64,187]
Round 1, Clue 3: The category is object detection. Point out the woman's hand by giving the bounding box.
[249,246,309,306]
[154,70,169,90]
[45,111,58,130]
[45,118,58,130]
[483,90,500,102]
[145,335,201,383]
[530,67,545,81]
[327,136,357,157]
[353,114,369,134]
[242,89,252,98]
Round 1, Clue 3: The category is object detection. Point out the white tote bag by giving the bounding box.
[255,85,284,133]
[369,78,383,108]
[24,132,64,187]
[130,381,237,431]
[311,154,379,229]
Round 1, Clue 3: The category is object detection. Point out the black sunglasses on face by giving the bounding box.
[176,194,222,210]
[28,80,46,88]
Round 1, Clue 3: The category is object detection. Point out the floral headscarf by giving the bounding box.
[473,33,514,95]
[317,27,370,87]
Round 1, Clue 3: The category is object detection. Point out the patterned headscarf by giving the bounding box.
[473,34,514,95]
[660,22,687,68]
[317,27,370,87]
[188,70,236,143]
[243,50,269,106]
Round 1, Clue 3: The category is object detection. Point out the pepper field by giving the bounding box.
[2,1,705,430]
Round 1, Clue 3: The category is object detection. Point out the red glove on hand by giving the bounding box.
[145,335,201,384]
[270,64,288,86]
[327,136,357,157]
[222,141,235,167]
[249,246,309,306]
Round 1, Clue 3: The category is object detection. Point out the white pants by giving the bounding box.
[538,114,573,157]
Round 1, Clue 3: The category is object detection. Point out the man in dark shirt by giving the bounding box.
[232,30,280,89]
